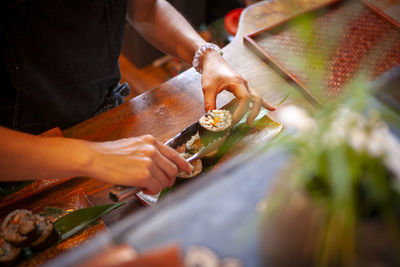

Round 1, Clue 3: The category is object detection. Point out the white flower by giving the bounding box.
[381,130,400,180]
[348,127,369,153]
[279,105,316,133]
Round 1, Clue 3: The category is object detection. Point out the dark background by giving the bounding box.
[122,0,246,67]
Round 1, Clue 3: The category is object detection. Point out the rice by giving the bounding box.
[199,110,232,132]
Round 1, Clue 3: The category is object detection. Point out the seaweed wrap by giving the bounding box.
[199,110,232,145]
[1,209,38,248]
[0,237,21,267]
[31,214,59,251]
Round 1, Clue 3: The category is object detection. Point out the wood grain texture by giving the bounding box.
[5,0,331,227]
[64,0,330,143]
[62,0,327,224]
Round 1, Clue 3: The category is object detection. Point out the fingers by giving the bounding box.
[152,139,193,174]
[201,58,276,126]
[142,178,163,195]
[232,96,250,125]
[140,135,192,179]
[141,160,171,195]
[96,135,192,193]
[149,162,172,188]
[143,164,175,195]
[232,81,275,125]
[148,143,179,178]
[262,99,276,111]
[150,148,177,187]
[246,89,262,125]
[202,88,217,112]
[126,135,192,194]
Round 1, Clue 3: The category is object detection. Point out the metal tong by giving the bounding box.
[109,186,141,202]
[186,135,227,162]
[109,133,228,202]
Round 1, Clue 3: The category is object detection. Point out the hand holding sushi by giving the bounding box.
[200,51,275,125]
[0,0,271,195]
[0,128,192,194]
[86,135,193,194]
[127,0,275,125]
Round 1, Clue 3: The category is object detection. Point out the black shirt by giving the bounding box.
[1,0,127,134]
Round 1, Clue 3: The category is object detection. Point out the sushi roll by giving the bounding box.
[1,209,38,248]
[0,237,21,267]
[177,155,203,178]
[199,109,232,132]
[199,110,232,145]
[175,134,203,179]
[184,132,204,154]
[30,214,59,251]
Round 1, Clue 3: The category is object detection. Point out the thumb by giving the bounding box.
[203,88,217,112]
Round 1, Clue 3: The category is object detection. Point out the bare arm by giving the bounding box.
[0,127,192,194]
[127,0,203,64]
[0,127,92,181]
[126,0,275,124]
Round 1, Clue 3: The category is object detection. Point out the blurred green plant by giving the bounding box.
[258,1,400,265]
[259,72,400,266]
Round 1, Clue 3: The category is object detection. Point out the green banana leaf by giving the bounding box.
[20,202,125,264]
[160,108,272,198]
[212,108,270,160]
[54,202,125,241]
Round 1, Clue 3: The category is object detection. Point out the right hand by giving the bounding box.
[85,135,193,195]
[201,51,275,125]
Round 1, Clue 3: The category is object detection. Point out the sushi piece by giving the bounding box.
[175,145,203,179]
[1,209,38,248]
[175,134,203,179]
[0,237,22,267]
[199,110,232,146]
[184,132,204,154]
[30,214,59,251]
[199,109,232,133]
[177,153,203,179]
[176,153,203,178]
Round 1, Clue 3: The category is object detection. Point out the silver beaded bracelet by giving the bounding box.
[192,43,223,74]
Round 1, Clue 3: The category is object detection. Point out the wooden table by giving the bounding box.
[0,0,330,225]
[1,0,394,266]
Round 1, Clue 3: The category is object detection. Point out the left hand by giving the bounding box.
[201,50,275,125]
